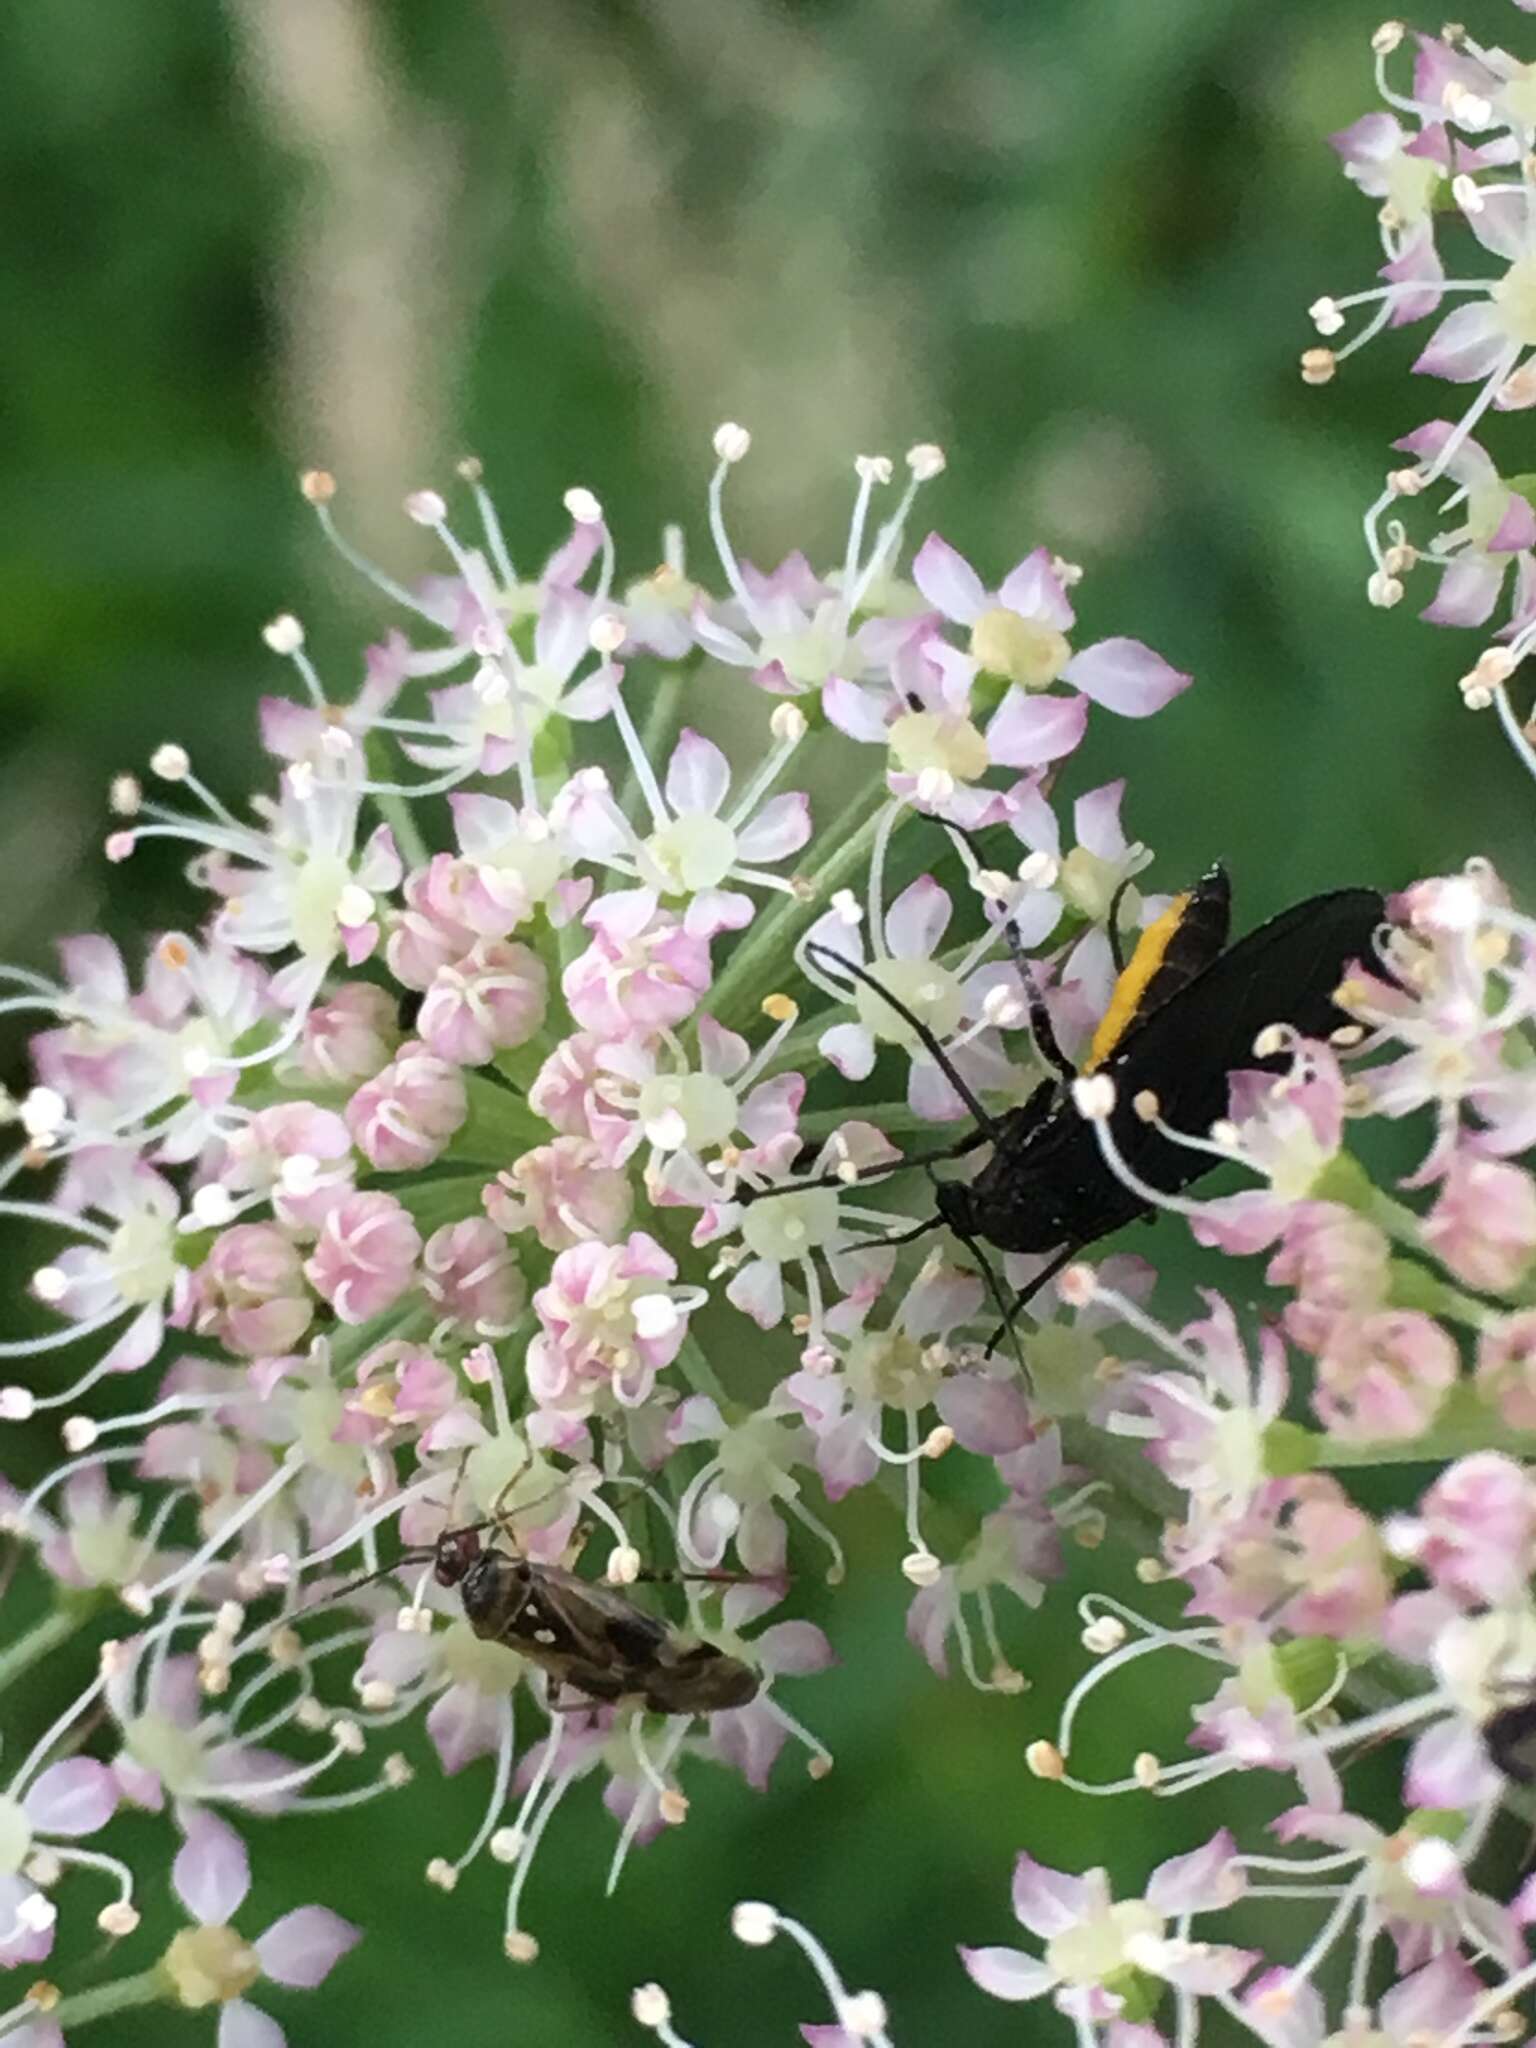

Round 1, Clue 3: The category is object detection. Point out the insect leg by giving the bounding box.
[806,942,1002,1136]
[1106,874,1136,978]
[842,1213,941,1253]
[994,919,1074,1083]
[940,818,1075,1082]
[982,1242,1080,1359]
[739,1124,990,1204]
[937,1185,1029,1377]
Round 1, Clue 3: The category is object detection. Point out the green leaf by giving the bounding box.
[394,1172,499,1237]
[443,1070,548,1167]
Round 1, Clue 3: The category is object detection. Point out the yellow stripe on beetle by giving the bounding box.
[1083,890,1191,1074]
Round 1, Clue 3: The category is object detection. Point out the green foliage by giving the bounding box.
[3,1,1529,2041]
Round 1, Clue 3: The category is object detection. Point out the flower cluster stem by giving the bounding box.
[0,1969,164,2041]
[0,1604,93,1703]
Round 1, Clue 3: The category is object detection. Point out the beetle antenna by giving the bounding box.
[806,941,1001,1136]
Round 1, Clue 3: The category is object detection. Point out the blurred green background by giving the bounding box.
[2,1,1531,2042]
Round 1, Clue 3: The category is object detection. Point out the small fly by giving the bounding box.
[757,865,1383,1349]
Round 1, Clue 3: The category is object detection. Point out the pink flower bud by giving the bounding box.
[484,1137,634,1252]
[346,1040,468,1171]
[1313,1310,1458,1441]
[528,1032,605,1136]
[196,1223,313,1358]
[527,1230,693,1414]
[224,1101,355,1232]
[422,1218,526,1335]
[1423,1152,1536,1294]
[386,857,478,989]
[418,940,548,1066]
[298,981,401,1087]
[562,896,710,1038]
[342,1340,459,1439]
[304,1190,422,1323]
[1269,1202,1391,1356]
[1476,1310,1536,1429]
[1416,1452,1536,1607]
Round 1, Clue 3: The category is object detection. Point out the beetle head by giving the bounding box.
[433,1523,484,1588]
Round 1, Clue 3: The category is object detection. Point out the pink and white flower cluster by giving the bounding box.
[2,407,1536,2048]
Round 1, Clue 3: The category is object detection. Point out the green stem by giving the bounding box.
[375,791,427,871]
[0,1970,164,2040]
[675,1333,733,1412]
[0,1605,92,1701]
[711,784,893,1029]
[1313,1424,1536,1467]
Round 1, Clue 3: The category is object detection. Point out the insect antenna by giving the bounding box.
[942,822,1075,1082]
[805,941,1002,1136]
[292,1546,437,1617]
[981,1242,1080,1359]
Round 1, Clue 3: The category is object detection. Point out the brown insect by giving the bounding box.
[430,1521,760,1716]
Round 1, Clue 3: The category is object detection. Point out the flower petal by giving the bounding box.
[986,688,1088,768]
[819,1022,877,1081]
[218,2001,286,2048]
[998,546,1075,630]
[1011,1852,1097,1938]
[173,1810,252,1925]
[823,674,893,744]
[1062,637,1190,716]
[255,1905,362,1989]
[664,729,732,817]
[736,792,812,865]
[1146,1830,1244,1915]
[913,534,988,624]
[1412,303,1513,383]
[885,874,951,959]
[23,1759,117,1838]
[959,1945,1059,2001]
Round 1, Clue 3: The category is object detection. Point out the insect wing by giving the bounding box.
[1086,865,1231,1072]
[1103,886,1383,1198]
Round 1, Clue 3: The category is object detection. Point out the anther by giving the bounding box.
[901,1549,942,1588]
[713,423,751,464]
[262,615,305,655]
[404,489,447,526]
[731,1901,779,1947]
[632,1984,673,2029]
[1071,1075,1116,1121]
